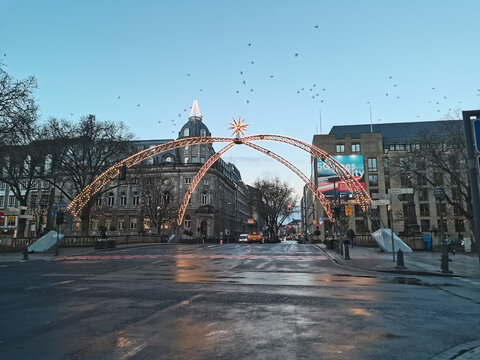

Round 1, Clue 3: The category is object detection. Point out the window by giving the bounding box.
[200,157,205,164]
[418,188,429,202]
[44,155,52,174]
[8,195,16,208]
[395,144,406,151]
[42,180,50,190]
[183,128,190,137]
[421,219,430,232]
[40,195,49,207]
[455,219,465,233]
[200,129,206,137]
[389,144,395,151]
[92,220,99,231]
[185,177,191,184]
[368,174,378,187]
[163,155,172,163]
[7,215,17,226]
[143,218,151,230]
[400,174,411,187]
[184,157,189,164]
[383,157,389,172]
[120,192,127,206]
[107,192,115,206]
[336,144,345,153]
[184,215,191,229]
[355,219,368,234]
[130,217,138,229]
[417,174,427,186]
[0,182,5,190]
[434,173,444,186]
[118,217,125,230]
[367,158,377,172]
[351,143,360,153]
[202,179,209,185]
[30,194,38,207]
[420,204,430,217]
[95,196,103,206]
[354,204,363,215]
[0,196,4,208]
[192,156,197,163]
[437,203,447,216]
[202,192,208,205]
[163,191,170,205]
[132,192,139,206]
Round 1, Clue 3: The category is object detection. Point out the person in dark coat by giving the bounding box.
[347,228,355,247]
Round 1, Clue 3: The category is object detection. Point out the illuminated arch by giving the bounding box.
[177,141,333,225]
[67,135,370,218]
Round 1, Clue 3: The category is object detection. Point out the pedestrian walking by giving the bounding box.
[347,228,355,247]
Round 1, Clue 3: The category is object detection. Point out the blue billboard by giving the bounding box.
[317,155,365,197]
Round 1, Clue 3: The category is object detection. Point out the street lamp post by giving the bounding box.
[434,186,451,274]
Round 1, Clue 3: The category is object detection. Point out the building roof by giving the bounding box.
[329,120,462,144]
[179,100,211,138]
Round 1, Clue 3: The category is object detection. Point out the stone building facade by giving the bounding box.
[0,100,251,241]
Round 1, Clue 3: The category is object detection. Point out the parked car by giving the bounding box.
[238,234,249,243]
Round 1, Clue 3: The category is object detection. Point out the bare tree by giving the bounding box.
[135,167,178,237]
[39,115,134,235]
[0,65,37,145]
[249,177,296,242]
[389,118,473,237]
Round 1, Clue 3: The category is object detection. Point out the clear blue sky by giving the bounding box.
[2,0,480,199]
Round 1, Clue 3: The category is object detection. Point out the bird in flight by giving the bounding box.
[270,75,274,78]
[385,93,389,96]
[388,76,392,79]
[250,88,254,92]
[137,104,140,107]
[240,71,243,75]
[247,43,252,46]
[187,73,190,76]
[117,96,121,99]
[314,25,318,28]
[294,53,299,57]
[432,87,435,90]
[246,100,250,104]
[243,80,246,85]
[236,90,239,94]
[251,61,254,64]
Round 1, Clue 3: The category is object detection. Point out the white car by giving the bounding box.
[238,234,249,243]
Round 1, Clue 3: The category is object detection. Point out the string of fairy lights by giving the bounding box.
[67,123,372,225]
[176,142,236,226]
[243,141,333,222]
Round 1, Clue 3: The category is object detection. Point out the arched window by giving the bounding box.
[200,129,206,137]
[184,128,190,137]
[163,155,172,163]
[184,215,191,229]
[107,192,115,206]
[120,192,127,206]
[163,191,170,205]
[132,192,139,206]
[202,192,208,205]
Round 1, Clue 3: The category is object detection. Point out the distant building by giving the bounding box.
[303,120,472,247]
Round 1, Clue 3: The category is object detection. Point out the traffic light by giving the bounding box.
[287,204,292,211]
[345,205,352,216]
[56,211,65,225]
[197,225,201,232]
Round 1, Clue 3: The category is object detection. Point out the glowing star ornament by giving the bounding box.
[228,117,249,137]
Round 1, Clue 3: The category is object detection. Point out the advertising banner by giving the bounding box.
[317,155,365,197]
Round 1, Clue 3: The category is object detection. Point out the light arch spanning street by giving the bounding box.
[67,135,371,225]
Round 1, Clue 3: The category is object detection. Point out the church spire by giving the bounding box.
[189,99,202,120]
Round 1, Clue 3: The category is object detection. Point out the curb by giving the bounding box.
[314,244,460,278]
[431,339,480,360]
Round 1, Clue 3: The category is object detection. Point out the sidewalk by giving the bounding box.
[317,243,480,278]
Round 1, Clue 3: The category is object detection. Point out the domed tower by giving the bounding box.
[178,100,214,164]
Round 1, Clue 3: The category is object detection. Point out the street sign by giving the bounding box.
[0,211,4,222]
[18,206,28,210]
[372,193,391,199]
[474,120,480,152]
[19,214,33,220]
[345,205,352,216]
[388,188,413,195]
[50,210,56,217]
[371,199,390,206]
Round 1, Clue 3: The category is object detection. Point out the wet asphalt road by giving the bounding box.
[1,242,480,360]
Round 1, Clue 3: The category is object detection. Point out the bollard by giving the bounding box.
[23,248,29,260]
[395,249,407,269]
[339,240,343,256]
[220,239,223,244]
[344,242,351,260]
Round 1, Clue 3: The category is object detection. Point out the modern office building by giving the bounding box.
[303,120,472,248]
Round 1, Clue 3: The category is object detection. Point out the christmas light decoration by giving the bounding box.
[67,121,371,223]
